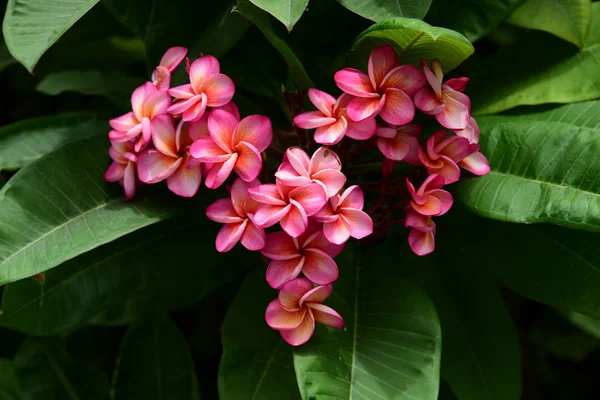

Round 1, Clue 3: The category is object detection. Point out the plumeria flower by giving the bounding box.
[205,178,265,252]
[108,82,171,152]
[266,278,343,346]
[405,211,436,256]
[137,114,202,197]
[152,46,188,91]
[334,45,426,125]
[414,59,471,130]
[248,180,327,238]
[460,144,491,177]
[104,140,139,200]
[275,147,346,198]
[168,55,235,122]
[418,130,470,184]
[189,109,272,189]
[261,221,343,288]
[375,124,421,164]
[406,175,453,217]
[293,89,376,145]
[313,185,373,245]
[453,117,479,145]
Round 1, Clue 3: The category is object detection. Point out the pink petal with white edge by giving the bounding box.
[408,228,435,256]
[123,162,137,200]
[182,94,208,122]
[131,82,152,121]
[167,161,202,198]
[105,162,126,182]
[110,112,138,131]
[248,184,286,206]
[190,55,220,89]
[338,185,364,210]
[414,87,445,115]
[345,117,377,140]
[323,216,351,245]
[347,96,384,122]
[262,232,299,260]
[280,278,314,310]
[288,184,327,216]
[309,146,342,173]
[160,46,187,71]
[308,88,336,117]
[379,65,426,96]
[437,90,471,130]
[266,257,305,289]
[341,209,373,239]
[215,220,248,252]
[137,150,182,183]
[253,204,292,228]
[312,169,345,198]
[300,284,332,305]
[204,153,238,189]
[208,109,238,153]
[206,198,243,224]
[294,111,337,130]
[240,221,266,251]
[265,299,307,330]
[201,73,235,107]
[151,115,178,157]
[368,44,399,89]
[314,117,348,145]
[302,249,338,285]
[280,201,309,238]
[168,84,195,100]
[379,88,414,126]
[233,115,272,152]
[460,152,490,176]
[280,309,315,346]
[334,68,377,97]
[189,136,230,163]
[234,141,263,182]
[309,303,344,328]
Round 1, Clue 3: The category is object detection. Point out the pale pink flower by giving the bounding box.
[293,89,376,145]
[168,55,235,122]
[460,143,491,176]
[405,211,436,256]
[334,45,426,125]
[136,115,202,197]
[375,124,421,164]
[104,140,138,200]
[108,82,171,152]
[275,146,346,198]
[206,178,266,252]
[418,130,470,184]
[452,116,479,144]
[152,46,188,91]
[406,175,453,217]
[189,110,272,189]
[261,221,343,288]
[248,180,327,238]
[313,185,373,245]
[414,59,471,130]
[266,278,343,346]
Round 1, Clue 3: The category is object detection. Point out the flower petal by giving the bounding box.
[266,257,305,289]
[408,228,435,256]
[379,88,414,126]
[294,111,336,130]
[338,185,364,210]
[323,217,351,245]
[151,114,178,157]
[346,96,384,122]
[208,109,238,153]
[131,82,152,121]
[168,84,195,100]
[253,204,291,228]
[302,249,338,285]
[276,163,312,187]
[345,117,377,141]
[460,151,490,176]
[304,231,344,258]
[430,157,461,184]
[300,284,332,305]
[181,93,207,122]
[190,55,220,89]
[453,117,480,144]
[160,46,187,71]
[437,90,471,130]
[167,159,202,197]
[314,117,348,145]
[445,77,469,92]
[266,299,307,330]
[109,112,138,131]
[405,211,435,232]
[279,309,315,346]
[368,44,399,89]
[189,136,230,163]
[379,65,426,96]
[334,68,377,97]
[340,209,373,239]
[281,201,309,238]
[309,146,342,173]
[123,161,137,200]
[309,303,344,328]
[104,162,126,182]
[142,90,171,118]
[414,87,445,115]
[201,73,235,107]
[428,189,453,215]
[312,169,345,198]
[288,184,327,216]
[231,178,253,216]
[240,221,266,251]
[421,59,442,98]
[234,141,263,182]
[168,94,202,116]
[204,153,238,189]
[215,220,248,252]
[261,231,299,260]
[280,278,314,310]
[206,198,243,223]
[410,196,443,216]
[248,184,286,206]
[137,150,182,183]
[233,115,272,152]
[308,88,336,117]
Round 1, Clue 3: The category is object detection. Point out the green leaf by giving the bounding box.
[567,311,600,339]
[0,42,17,73]
[293,243,442,400]
[235,0,314,90]
[351,18,474,73]
[507,0,592,47]
[3,0,100,72]
[0,135,190,286]
[0,215,254,335]
[219,270,301,400]
[249,0,309,32]
[471,3,600,115]
[426,0,525,42]
[0,359,22,400]
[339,0,432,21]
[112,312,198,400]
[0,113,107,171]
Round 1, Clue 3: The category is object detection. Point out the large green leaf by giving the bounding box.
[339,0,432,21]
[3,0,100,72]
[249,0,309,32]
[0,42,17,73]
[112,312,198,400]
[459,102,600,231]
[293,243,442,400]
[471,3,600,115]
[351,18,474,73]
[567,311,600,339]
[426,0,525,42]
[507,0,591,47]
[0,113,107,171]
[219,270,301,400]
[0,135,189,286]
[0,359,22,400]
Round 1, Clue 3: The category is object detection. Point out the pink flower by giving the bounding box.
[334,45,426,125]
[189,110,272,189]
[452,117,479,144]
[414,59,471,130]
[108,82,171,152]
[418,130,470,184]
[136,115,202,197]
[266,278,343,346]
[206,178,266,252]
[313,185,373,245]
[406,175,453,217]
[261,221,343,288]
[168,55,235,122]
[405,211,436,256]
[460,143,491,176]
[104,141,138,200]
[248,180,327,238]
[152,46,188,91]
[275,147,346,198]
[293,89,376,145]
[375,124,421,164]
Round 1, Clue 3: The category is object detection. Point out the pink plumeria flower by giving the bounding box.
[460,143,491,176]
[375,124,421,164]
[293,89,376,145]
[275,147,346,198]
[266,278,343,346]
[108,82,171,152]
[104,140,138,200]
[334,45,426,125]
[206,178,266,252]
[189,109,272,189]
[406,175,453,217]
[168,55,235,122]
[152,46,188,91]
[418,130,470,184]
[453,117,479,144]
[414,59,471,130]
[261,221,343,288]
[313,185,373,245]
[405,211,436,256]
[137,115,202,197]
[248,180,327,238]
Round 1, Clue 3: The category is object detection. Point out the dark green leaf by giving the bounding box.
[0,42,17,73]
[0,359,22,400]
[567,311,600,339]
[339,0,432,21]
[249,0,309,31]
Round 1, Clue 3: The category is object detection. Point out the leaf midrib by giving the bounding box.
[481,170,600,197]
